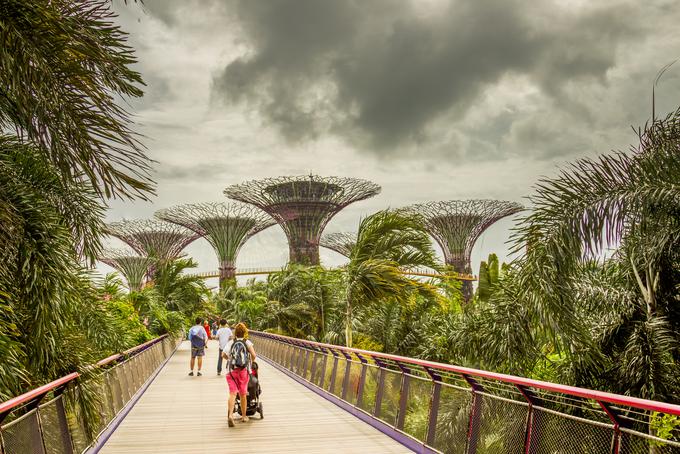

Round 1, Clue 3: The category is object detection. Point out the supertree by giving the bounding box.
[98,248,154,292]
[407,200,523,301]
[106,219,200,261]
[155,202,275,286]
[224,175,380,265]
[320,232,356,258]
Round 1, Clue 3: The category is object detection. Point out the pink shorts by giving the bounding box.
[226,368,249,395]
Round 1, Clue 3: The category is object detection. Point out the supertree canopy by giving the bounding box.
[407,200,523,301]
[99,248,154,292]
[106,219,200,261]
[155,202,275,285]
[224,175,380,265]
[320,232,356,258]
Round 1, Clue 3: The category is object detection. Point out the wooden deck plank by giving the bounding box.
[99,340,412,453]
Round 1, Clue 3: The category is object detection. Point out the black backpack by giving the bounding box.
[229,339,249,370]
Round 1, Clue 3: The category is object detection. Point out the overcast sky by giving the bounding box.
[102,0,680,287]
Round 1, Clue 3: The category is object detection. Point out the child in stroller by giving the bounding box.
[233,361,263,419]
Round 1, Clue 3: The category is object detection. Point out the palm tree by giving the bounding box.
[0,0,152,200]
[499,107,680,401]
[342,210,439,347]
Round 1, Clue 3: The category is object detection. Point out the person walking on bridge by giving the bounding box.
[223,322,256,427]
[188,317,208,376]
[216,318,232,376]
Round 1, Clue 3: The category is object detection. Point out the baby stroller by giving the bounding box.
[233,361,263,419]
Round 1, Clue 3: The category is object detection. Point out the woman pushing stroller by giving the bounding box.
[222,322,256,427]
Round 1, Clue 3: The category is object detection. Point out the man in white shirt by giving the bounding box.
[216,319,233,376]
[188,317,208,376]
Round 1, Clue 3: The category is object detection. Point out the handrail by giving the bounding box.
[252,330,680,416]
[96,334,168,367]
[0,334,169,416]
[0,373,78,416]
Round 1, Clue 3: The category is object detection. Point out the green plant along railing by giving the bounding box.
[251,331,680,454]
[0,335,180,454]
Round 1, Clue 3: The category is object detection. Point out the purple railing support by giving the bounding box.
[396,362,411,431]
[425,367,442,447]
[516,384,539,454]
[355,353,368,408]
[318,348,329,388]
[328,349,340,394]
[463,374,483,454]
[340,351,353,401]
[309,348,318,384]
[302,348,310,379]
[372,357,387,418]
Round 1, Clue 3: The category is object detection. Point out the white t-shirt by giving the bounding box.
[216,327,233,351]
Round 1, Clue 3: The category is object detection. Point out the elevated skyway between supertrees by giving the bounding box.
[98,248,155,291]
[155,202,275,287]
[407,199,523,301]
[188,266,476,281]
[224,174,380,265]
[105,219,200,261]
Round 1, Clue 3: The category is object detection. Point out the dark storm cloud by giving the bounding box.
[211,0,642,153]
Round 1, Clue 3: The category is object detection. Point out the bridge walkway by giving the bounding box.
[99,340,410,453]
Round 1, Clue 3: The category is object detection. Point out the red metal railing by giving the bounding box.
[252,331,680,454]
[0,334,177,454]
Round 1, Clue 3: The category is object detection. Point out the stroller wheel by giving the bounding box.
[258,402,264,419]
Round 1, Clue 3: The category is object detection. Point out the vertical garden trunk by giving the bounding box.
[219,260,236,290]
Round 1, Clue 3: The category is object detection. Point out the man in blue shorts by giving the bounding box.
[188,317,208,376]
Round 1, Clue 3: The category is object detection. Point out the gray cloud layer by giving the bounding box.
[210,0,644,154]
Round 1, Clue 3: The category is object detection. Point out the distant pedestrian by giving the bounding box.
[211,320,218,337]
[223,322,256,427]
[216,319,233,376]
[203,320,211,339]
[188,318,208,376]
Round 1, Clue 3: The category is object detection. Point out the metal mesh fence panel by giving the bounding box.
[475,393,528,454]
[343,360,363,404]
[65,395,90,454]
[529,407,614,454]
[380,369,404,427]
[38,397,73,454]
[300,349,311,380]
[358,364,380,414]
[330,356,348,398]
[402,374,432,442]
[1,410,46,454]
[433,383,472,454]
[620,430,680,454]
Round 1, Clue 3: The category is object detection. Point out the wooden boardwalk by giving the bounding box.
[99,340,412,453]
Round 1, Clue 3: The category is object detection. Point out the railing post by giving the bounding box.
[355,353,368,408]
[340,351,353,401]
[309,347,318,384]
[598,401,625,454]
[318,348,328,388]
[425,367,442,448]
[462,374,483,454]
[396,362,411,431]
[372,357,387,418]
[302,347,310,379]
[516,385,539,454]
[328,349,340,393]
[296,344,305,375]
